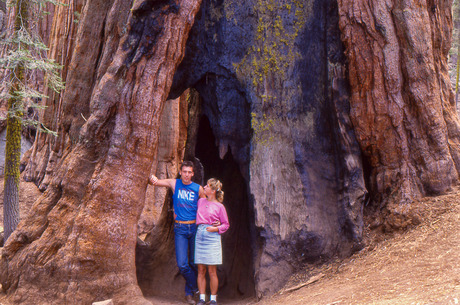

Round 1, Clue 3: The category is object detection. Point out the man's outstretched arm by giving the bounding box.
[148,174,176,190]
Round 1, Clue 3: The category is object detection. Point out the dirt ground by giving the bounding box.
[0,179,459,305]
[254,189,460,305]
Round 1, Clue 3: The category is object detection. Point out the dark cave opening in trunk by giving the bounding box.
[135,91,256,301]
[195,115,256,300]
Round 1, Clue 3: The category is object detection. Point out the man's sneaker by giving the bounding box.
[185,294,196,305]
[208,301,217,305]
[197,300,206,305]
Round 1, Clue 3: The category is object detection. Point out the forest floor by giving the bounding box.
[0,179,459,305]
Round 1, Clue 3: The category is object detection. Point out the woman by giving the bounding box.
[195,178,229,305]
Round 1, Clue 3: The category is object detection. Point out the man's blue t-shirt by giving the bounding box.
[173,179,200,221]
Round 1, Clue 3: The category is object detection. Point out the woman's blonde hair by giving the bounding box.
[207,178,224,202]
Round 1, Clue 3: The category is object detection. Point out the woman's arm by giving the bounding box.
[216,206,229,234]
[198,185,205,198]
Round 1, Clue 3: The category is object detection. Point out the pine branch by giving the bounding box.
[0,0,65,137]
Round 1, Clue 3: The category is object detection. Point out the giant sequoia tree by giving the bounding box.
[1,0,203,304]
[1,0,459,304]
[338,0,460,227]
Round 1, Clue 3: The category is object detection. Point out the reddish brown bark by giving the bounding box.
[136,88,203,298]
[0,0,202,304]
[338,0,460,228]
[139,90,191,235]
[24,0,122,191]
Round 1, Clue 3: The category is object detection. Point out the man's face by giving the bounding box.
[180,166,194,184]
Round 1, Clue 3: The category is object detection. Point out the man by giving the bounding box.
[148,161,205,305]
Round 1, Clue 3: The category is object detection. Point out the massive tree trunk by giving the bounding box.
[337,0,460,228]
[166,0,366,297]
[0,0,202,304]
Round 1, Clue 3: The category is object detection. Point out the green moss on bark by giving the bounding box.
[230,0,312,146]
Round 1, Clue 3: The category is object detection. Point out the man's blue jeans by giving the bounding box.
[174,222,198,296]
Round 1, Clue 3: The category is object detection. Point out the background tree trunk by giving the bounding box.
[3,0,30,242]
[23,0,114,191]
[0,1,6,33]
[3,103,21,242]
[453,0,460,109]
[0,0,203,304]
[337,0,460,228]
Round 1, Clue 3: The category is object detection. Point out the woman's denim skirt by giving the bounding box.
[195,224,222,265]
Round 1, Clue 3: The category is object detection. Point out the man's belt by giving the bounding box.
[175,220,196,224]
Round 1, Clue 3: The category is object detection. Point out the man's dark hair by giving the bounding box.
[180,161,195,171]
